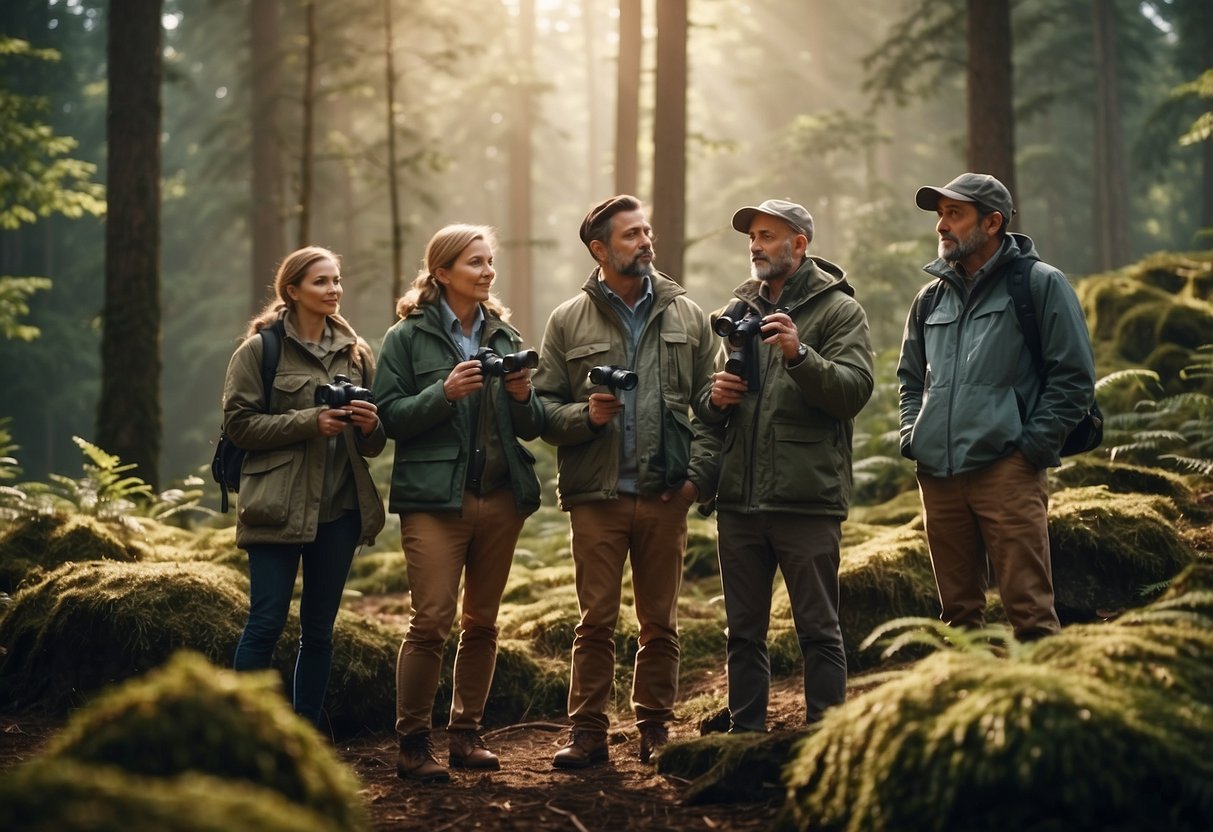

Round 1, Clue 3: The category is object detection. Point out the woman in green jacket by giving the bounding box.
[223,245,386,732]
[373,225,544,784]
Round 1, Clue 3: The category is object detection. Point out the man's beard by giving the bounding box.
[750,238,796,282]
[939,224,987,262]
[609,246,654,278]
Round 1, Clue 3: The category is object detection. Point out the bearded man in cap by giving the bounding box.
[897,173,1096,641]
[694,199,874,730]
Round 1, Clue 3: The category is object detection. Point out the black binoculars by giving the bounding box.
[588,364,638,392]
[474,347,539,376]
[713,300,765,345]
[315,374,374,407]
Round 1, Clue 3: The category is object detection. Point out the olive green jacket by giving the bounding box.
[534,269,717,510]
[693,256,874,517]
[373,303,544,516]
[222,311,387,548]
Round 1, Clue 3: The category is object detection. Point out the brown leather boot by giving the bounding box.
[447,728,500,770]
[552,728,609,769]
[638,722,669,764]
[396,732,450,783]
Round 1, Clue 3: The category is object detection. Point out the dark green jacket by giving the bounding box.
[374,303,544,515]
[223,311,386,547]
[694,256,874,517]
[896,233,1096,476]
[533,269,717,510]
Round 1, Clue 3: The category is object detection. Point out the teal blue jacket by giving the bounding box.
[373,303,544,515]
[897,233,1096,476]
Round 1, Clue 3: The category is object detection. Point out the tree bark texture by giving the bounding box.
[250,0,284,313]
[614,0,641,197]
[1092,0,1130,270]
[965,0,1016,216]
[652,0,687,283]
[297,0,317,247]
[383,0,404,310]
[99,0,163,487]
[507,0,534,338]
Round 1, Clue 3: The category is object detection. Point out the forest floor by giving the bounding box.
[0,683,799,832]
[0,658,806,832]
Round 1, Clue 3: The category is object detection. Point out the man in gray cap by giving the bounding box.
[898,173,1096,640]
[694,198,874,730]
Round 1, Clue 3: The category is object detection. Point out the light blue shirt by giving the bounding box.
[599,274,653,494]
[439,297,485,360]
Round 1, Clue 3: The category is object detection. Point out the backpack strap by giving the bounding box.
[912,279,945,355]
[1003,258,1043,371]
[259,319,284,411]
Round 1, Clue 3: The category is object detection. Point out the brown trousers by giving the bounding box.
[395,488,525,736]
[918,450,1060,639]
[566,493,689,733]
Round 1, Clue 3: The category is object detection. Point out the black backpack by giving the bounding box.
[914,258,1103,457]
[211,321,284,512]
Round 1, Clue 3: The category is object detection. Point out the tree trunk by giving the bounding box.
[652,0,687,283]
[383,0,404,310]
[584,0,603,200]
[507,0,534,339]
[965,0,1015,213]
[250,0,284,314]
[98,0,163,487]
[614,0,641,196]
[296,0,317,247]
[1092,0,1130,270]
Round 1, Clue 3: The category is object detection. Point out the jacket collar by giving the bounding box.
[580,266,685,313]
[732,255,852,310]
[281,309,358,354]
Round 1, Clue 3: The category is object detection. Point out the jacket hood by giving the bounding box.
[733,255,854,308]
[923,232,1041,283]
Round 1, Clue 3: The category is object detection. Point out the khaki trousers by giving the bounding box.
[395,488,525,736]
[566,494,687,732]
[918,450,1060,639]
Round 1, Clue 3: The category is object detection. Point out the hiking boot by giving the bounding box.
[448,728,500,771]
[396,732,450,783]
[638,722,669,764]
[552,728,609,769]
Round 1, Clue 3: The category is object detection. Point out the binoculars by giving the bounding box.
[714,300,765,376]
[588,364,638,392]
[474,347,539,376]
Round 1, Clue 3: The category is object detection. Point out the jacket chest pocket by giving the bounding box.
[960,296,1021,384]
[659,329,691,404]
[413,356,453,390]
[272,373,316,412]
[566,341,612,393]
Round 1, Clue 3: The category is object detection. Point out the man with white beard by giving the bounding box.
[694,199,874,731]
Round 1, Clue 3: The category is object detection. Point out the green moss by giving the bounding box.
[848,489,922,526]
[1156,301,1213,353]
[1051,458,1192,504]
[0,761,340,832]
[1048,487,1194,618]
[320,609,400,732]
[1113,300,1169,362]
[783,650,1213,831]
[658,730,804,804]
[43,652,368,831]
[684,520,719,580]
[0,514,140,593]
[0,560,249,711]
[343,549,408,595]
[837,528,940,669]
[1076,276,1170,342]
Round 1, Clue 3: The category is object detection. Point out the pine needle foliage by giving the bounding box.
[42,651,368,832]
[0,761,341,832]
[783,650,1213,832]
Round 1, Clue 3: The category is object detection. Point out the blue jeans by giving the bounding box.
[233,511,361,729]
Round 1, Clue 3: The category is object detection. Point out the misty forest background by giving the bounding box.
[1,0,1210,490]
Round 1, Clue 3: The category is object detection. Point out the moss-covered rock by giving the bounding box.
[0,560,249,710]
[320,609,400,732]
[782,650,1213,831]
[1076,275,1171,342]
[0,513,140,593]
[1048,487,1194,619]
[1113,300,1169,362]
[1051,458,1192,504]
[684,520,720,580]
[1156,301,1213,353]
[848,489,922,527]
[836,528,940,669]
[0,761,340,832]
[42,652,368,831]
[657,730,804,804]
[343,549,408,595]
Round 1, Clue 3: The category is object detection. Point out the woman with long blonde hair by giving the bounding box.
[223,245,385,732]
[373,225,543,782]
